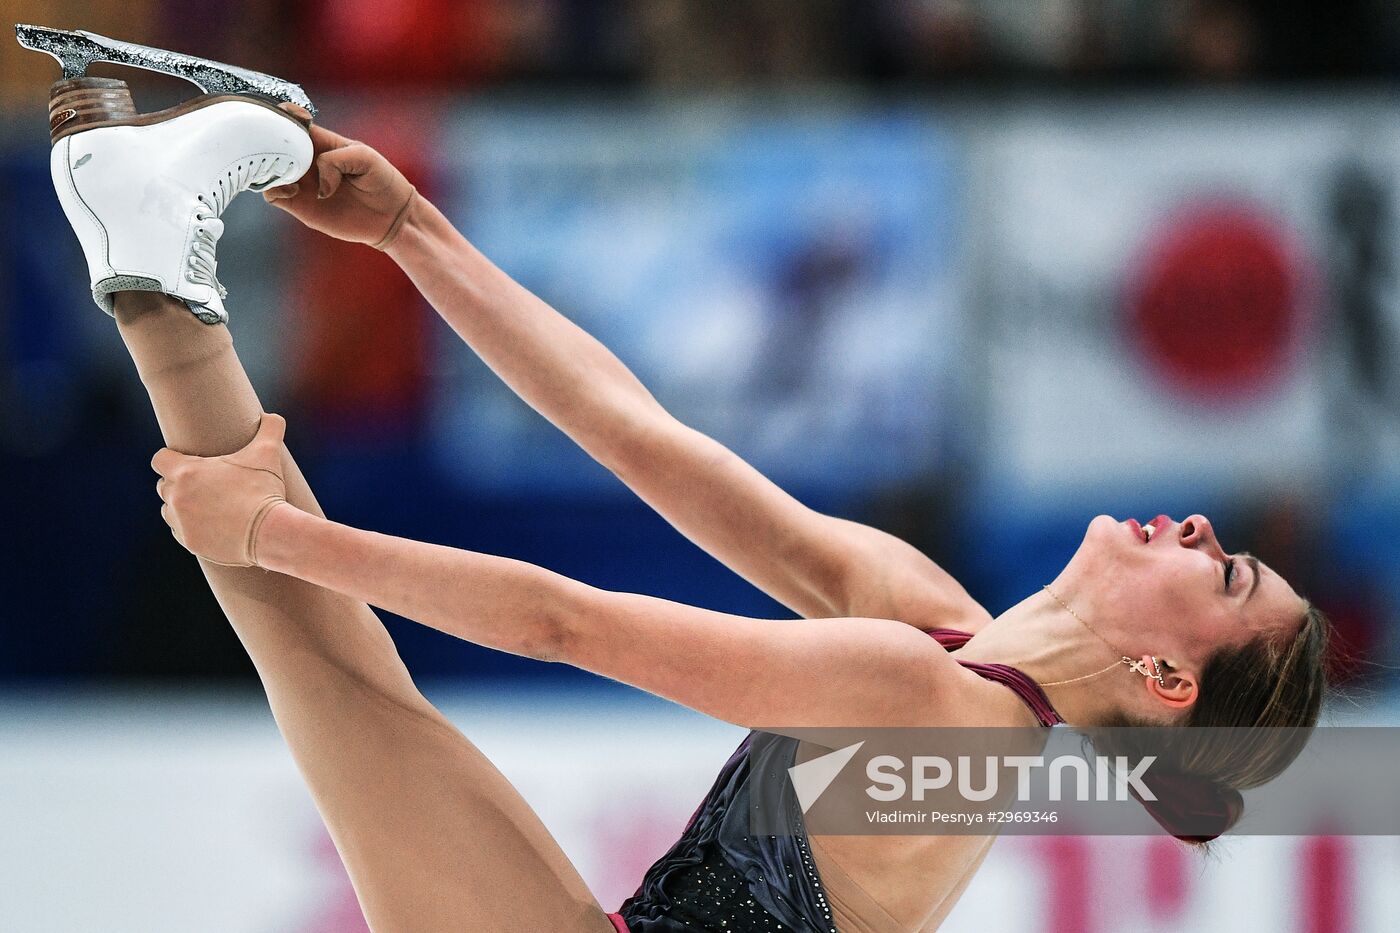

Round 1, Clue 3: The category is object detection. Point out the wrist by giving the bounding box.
[254,501,319,574]
[372,186,418,252]
[383,192,453,264]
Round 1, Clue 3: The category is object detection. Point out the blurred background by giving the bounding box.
[4,0,1400,930]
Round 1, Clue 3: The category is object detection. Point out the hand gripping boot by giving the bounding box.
[17,25,315,324]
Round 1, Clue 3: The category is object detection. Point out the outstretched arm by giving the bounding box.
[153,429,982,730]
[258,505,975,728]
[266,122,988,630]
[387,198,987,630]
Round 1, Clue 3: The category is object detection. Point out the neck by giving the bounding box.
[952,588,1137,727]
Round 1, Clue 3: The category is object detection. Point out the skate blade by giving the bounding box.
[15,23,316,118]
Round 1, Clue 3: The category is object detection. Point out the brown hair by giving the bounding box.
[1100,602,1330,844]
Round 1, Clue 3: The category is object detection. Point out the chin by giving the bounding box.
[1084,514,1127,547]
[1055,515,1130,583]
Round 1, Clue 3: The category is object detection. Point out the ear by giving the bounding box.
[1142,656,1197,710]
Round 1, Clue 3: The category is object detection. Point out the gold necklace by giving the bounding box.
[1039,585,1167,688]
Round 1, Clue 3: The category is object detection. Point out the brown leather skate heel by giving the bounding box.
[48,76,313,146]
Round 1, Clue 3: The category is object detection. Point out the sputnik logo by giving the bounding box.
[788,742,865,813]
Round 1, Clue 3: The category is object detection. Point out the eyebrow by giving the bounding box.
[1240,552,1261,601]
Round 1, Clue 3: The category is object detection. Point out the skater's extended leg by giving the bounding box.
[114,291,611,932]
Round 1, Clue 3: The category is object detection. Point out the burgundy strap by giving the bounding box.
[925,628,1065,727]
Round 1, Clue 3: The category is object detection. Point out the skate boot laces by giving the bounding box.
[188,155,291,298]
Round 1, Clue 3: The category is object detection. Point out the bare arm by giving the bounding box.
[252,503,980,729]
[264,125,988,629]
[387,192,986,629]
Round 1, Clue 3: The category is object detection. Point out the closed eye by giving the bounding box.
[1222,554,1261,599]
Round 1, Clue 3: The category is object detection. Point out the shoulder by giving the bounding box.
[913,657,1045,728]
[857,624,1038,728]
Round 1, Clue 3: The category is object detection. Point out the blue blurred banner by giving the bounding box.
[432,104,965,495]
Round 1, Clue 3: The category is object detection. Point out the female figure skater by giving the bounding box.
[58,98,1326,931]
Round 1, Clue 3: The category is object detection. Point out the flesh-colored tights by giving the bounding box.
[113,291,615,932]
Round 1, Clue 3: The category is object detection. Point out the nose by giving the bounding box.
[1180,514,1227,559]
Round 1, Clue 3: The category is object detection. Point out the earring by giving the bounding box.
[1121,655,1168,688]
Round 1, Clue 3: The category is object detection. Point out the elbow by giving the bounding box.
[528,578,629,671]
[516,623,569,665]
[608,415,697,484]
[515,572,587,665]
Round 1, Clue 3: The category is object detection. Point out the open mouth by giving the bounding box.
[1128,515,1171,543]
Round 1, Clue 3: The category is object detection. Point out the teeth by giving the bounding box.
[1143,524,1155,541]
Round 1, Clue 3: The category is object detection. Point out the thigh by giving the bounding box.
[114,298,616,930]
[282,659,616,931]
[204,461,619,932]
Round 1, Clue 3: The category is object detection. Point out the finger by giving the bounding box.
[254,412,287,449]
[277,102,313,125]
[275,103,351,148]
[248,414,288,468]
[306,120,354,154]
[317,144,375,199]
[263,182,300,201]
[151,447,183,476]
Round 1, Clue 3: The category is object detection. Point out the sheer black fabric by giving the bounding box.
[619,734,837,933]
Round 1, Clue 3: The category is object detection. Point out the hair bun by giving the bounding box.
[1131,770,1244,844]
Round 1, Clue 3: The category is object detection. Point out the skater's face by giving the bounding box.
[1053,514,1306,678]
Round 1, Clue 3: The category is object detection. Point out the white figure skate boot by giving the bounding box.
[18,26,316,324]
